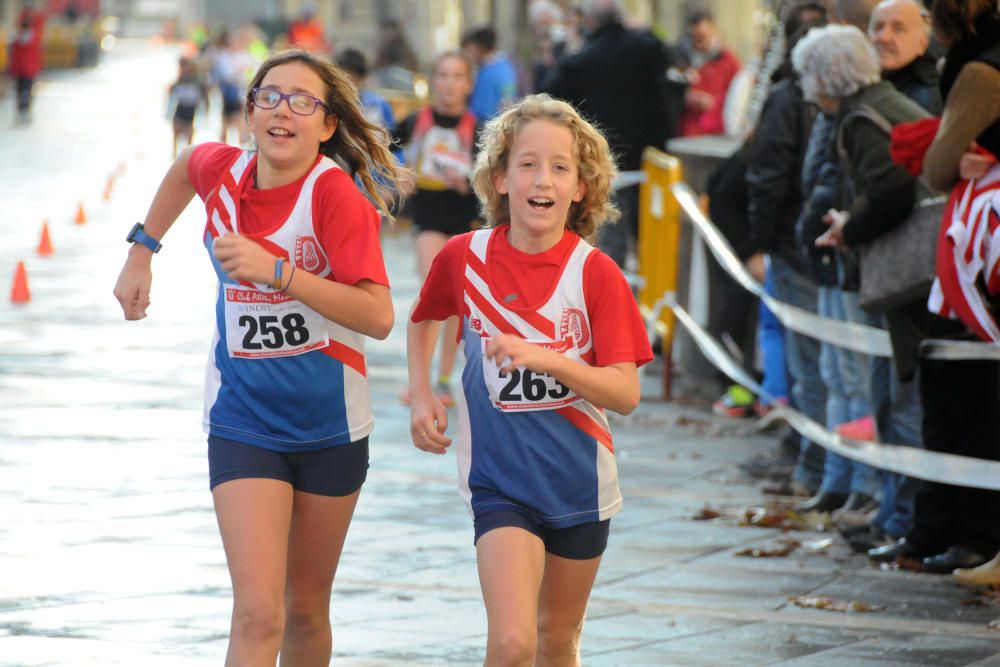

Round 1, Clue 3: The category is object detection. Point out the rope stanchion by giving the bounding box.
[637,149,683,398]
[667,296,1000,491]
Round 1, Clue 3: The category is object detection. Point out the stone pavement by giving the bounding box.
[1,41,999,667]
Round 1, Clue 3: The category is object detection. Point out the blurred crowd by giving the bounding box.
[704,0,1000,590]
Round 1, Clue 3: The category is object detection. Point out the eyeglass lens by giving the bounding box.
[253,89,322,115]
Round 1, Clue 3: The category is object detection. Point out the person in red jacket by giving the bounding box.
[9,8,45,124]
[675,9,741,137]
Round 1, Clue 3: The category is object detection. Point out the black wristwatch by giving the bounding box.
[126,222,162,253]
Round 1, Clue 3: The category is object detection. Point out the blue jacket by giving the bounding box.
[469,53,517,122]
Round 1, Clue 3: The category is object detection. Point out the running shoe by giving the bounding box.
[712,385,755,418]
[836,415,876,441]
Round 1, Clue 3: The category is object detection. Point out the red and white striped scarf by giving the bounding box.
[928,166,1000,341]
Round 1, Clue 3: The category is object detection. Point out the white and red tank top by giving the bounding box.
[455,227,622,527]
[201,151,373,451]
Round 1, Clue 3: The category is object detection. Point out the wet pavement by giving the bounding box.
[1,41,999,666]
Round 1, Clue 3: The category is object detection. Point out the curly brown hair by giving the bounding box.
[471,94,620,240]
[246,50,402,219]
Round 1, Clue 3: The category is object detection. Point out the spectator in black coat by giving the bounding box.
[542,0,675,267]
[743,25,826,497]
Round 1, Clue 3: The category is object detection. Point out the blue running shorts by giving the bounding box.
[473,508,610,560]
[208,435,368,497]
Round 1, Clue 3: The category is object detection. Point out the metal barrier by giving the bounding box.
[637,147,684,399]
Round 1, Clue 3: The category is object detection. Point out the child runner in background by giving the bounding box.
[337,47,396,132]
[210,30,252,146]
[168,56,210,158]
[113,50,400,667]
[407,94,652,665]
[394,50,481,406]
[8,7,45,124]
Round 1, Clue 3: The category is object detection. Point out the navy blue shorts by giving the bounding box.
[208,435,368,497]
[473,508,610,560]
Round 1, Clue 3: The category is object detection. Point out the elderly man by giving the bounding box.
[869,0,942,113]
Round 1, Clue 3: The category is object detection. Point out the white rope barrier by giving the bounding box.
[668,297,1000,491]
[670,181,1000,361]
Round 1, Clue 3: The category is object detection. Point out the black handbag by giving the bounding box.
[836,105,946,312]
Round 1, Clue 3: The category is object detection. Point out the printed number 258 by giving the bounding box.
[239,314,308,349]
[498,368,570,402]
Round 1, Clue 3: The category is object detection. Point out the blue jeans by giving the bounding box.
[769,257,826,491]
[842,293,923,537]
[817,287,879,497]
[760,268,789,402]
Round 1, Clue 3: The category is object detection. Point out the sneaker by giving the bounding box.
[754,396,788,418]
[836,415,876,441]
[713,385,755,418]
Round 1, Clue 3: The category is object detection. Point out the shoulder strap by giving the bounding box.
[835,103,893,163]
[457,111,478,148]
[411,106,435,140]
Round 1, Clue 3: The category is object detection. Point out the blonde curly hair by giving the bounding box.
[471,94,620,239]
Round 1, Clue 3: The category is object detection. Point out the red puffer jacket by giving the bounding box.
[9,11,45,79]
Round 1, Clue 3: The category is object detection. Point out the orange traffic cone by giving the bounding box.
[10,261,30,304]
[37,221,54,257]
[103,175,114,202]
[75,201,87,225]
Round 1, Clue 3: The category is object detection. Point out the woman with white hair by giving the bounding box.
[794,24,930,252]
[792,23,934,559]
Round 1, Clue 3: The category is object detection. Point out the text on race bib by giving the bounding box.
[481,337,582,412]
[224,287,329,359]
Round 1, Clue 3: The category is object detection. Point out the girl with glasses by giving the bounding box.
[113,50,401,666]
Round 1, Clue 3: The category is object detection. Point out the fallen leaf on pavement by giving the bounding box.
[735,539,800,558]
[693,505,722,521]
[802,537,835,552]
[789,596,884,613]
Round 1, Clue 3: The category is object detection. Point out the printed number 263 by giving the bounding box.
[498,368,570,402]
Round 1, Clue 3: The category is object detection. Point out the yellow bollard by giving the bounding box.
[637,147,683,400]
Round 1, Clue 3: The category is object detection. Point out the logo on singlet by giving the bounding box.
[295,236,327,273]
[559,308,590,349]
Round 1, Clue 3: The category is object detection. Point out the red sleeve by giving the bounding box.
[313,169,389,287]
[583,250,653,367]
[187,142,241,201]
[410,233,471,322]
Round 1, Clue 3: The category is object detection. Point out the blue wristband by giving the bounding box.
[273,259,284,290]
[126,222,162,253]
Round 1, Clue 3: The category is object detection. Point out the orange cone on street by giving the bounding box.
[103,175,114,202]
[75,201,87,225]
[10,261,30,304]
[37,221,54,256]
